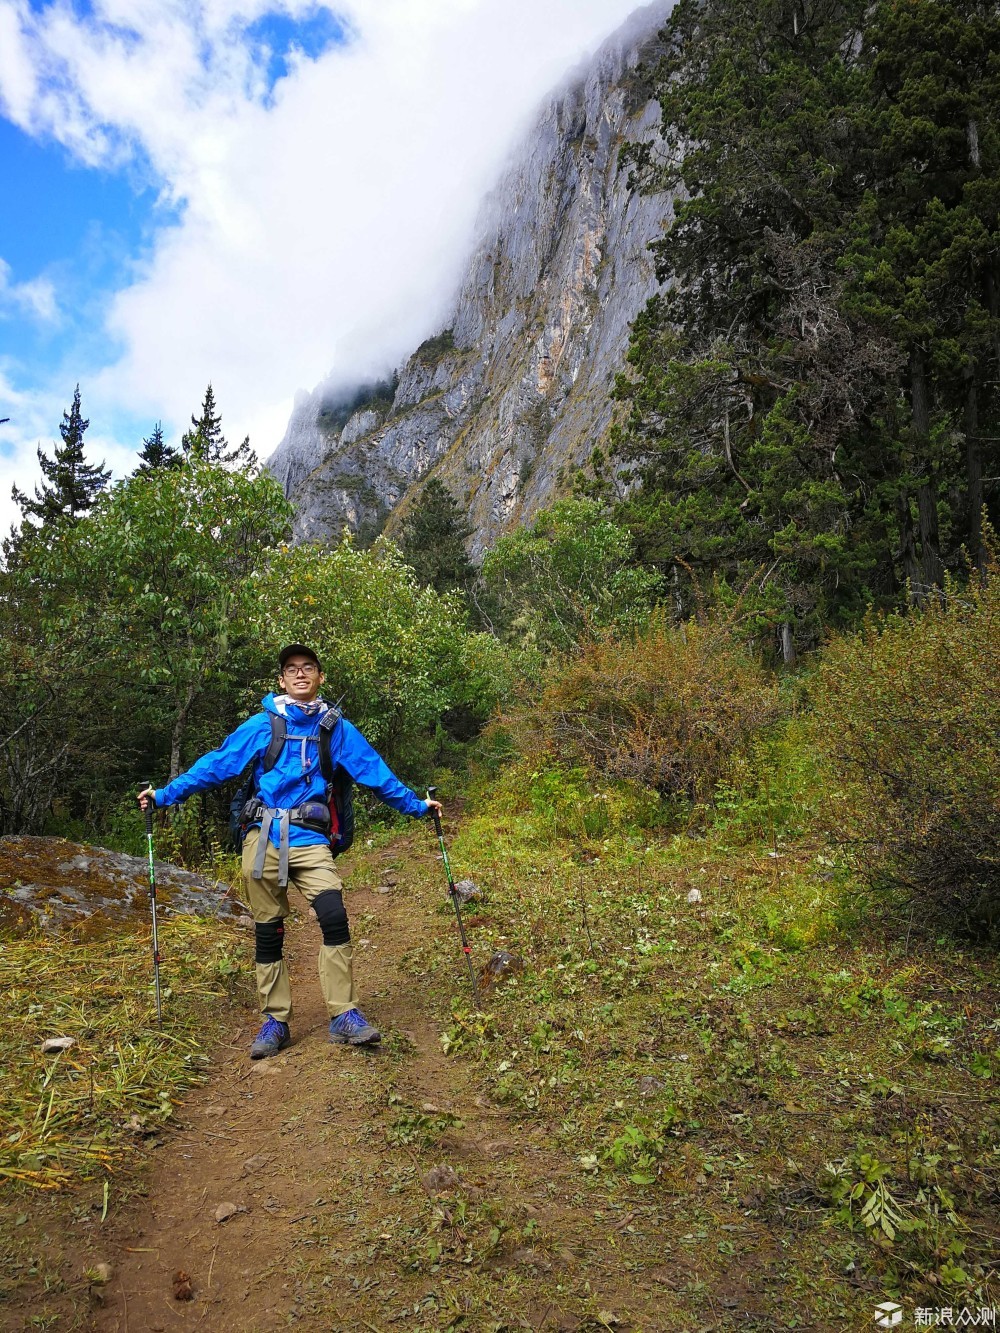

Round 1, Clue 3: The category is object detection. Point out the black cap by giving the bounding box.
[278,643,322,671]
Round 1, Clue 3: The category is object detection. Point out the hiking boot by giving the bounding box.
[328,1008,381,1046]
[250,1015,290,1059]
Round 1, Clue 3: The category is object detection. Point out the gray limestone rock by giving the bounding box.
[267,2,674,556]
[0,834,243,931]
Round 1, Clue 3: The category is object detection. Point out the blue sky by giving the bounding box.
[0,0,647,525]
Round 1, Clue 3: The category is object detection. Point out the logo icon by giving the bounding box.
[874,1302,903,1328]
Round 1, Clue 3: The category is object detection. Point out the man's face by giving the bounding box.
[279,655,325,703]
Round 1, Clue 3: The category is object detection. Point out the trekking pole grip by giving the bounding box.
[426,785,443,838]
[140,783,154,837]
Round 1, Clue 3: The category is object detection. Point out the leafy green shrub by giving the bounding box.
[810,569,1000,935]
[478,499,662,653]
[501,610,781,799]
[252,535,513,777]
[712,711,825,844]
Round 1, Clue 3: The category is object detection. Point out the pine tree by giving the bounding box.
[181,384,256,469]
[11,385,110,527]
[400,478,474,594]
[841,0,1000,580]
[612,0,999,652]
[136,422,181,473]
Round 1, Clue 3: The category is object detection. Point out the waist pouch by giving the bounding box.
[240,796,331,835]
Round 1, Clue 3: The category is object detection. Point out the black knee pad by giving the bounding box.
[255,919,285,964]
[312,890,350,947]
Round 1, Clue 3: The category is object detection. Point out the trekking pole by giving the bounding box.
[427,787,478,1005]
[139,784,163,1028]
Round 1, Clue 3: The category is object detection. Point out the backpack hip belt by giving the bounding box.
[248,800,333,887]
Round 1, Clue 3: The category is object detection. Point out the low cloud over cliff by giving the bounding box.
[0,0,647,521]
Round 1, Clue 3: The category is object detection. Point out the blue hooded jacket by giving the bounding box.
[154,693,428,849]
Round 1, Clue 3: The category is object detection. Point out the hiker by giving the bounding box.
[138,643,442,1059]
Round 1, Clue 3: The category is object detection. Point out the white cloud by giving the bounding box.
[0,0,651,525]
[0,259,58,322]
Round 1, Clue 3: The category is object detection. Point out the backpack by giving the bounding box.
[228,706,355,857]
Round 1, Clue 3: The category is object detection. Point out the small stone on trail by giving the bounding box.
[214,1202,240,1223]
[638,1076,664,1096]
[90,1262,113,1284]
[477,949,524,992]
[173,1270,194,1301]
[242,1154,270,1176]
[251,1059,284,1075]
[421,1164,460,1194]
[205,1105,226,1116]
[512,1248,550,1271]
[375,886,392,894]
[452,878,481,903]
[686,887,703,904]
[236,914,253,929]
[41,1036,75,1053]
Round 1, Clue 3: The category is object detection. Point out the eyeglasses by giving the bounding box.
[283,663,318,677]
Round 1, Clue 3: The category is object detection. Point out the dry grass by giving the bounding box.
[1,916,252,1191]
[501,610,781,799]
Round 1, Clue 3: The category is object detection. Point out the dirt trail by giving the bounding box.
[93,836,680,1333]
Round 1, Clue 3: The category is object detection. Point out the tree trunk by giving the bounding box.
[896,491,923,604]
[911,355,944,592]
[779,621,796,666]
[671,564,684,620]
[987,265,1000,380]
[169,682,199,781]
[967,117,981,170]
[964,367,985,571]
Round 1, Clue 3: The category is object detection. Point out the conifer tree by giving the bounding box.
[181,383,256,469]
[136,422,181,473]
[400,478,474,594]
[612,0,999,653]
[11,385,110,527]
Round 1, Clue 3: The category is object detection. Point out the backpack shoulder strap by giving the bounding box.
[262,712,286,772]
[318,704,343,782]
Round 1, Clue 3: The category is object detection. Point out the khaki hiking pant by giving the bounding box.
[241,828,358,1025]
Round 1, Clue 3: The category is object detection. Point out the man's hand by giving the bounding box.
[425,798,443,816]
[137,786,156,812]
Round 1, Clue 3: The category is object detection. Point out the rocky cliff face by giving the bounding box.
[267,3,673,556]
